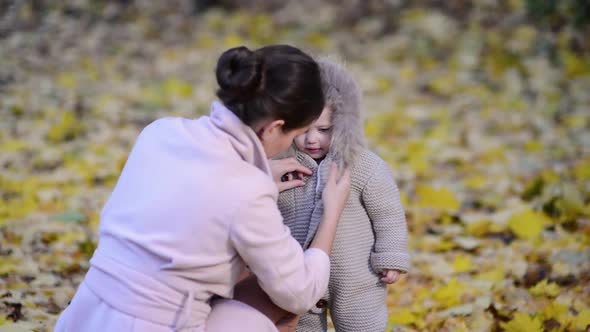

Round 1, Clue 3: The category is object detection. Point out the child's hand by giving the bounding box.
[381,269,402,284]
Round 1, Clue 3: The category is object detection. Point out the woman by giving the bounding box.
[54,45,350,332]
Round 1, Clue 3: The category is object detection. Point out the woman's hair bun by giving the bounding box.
[215,46,263,101]
[215,44,324,131]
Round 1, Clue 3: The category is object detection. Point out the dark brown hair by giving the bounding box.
[216,45,324,131]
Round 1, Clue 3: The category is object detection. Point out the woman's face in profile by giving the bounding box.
[262,122,310,159]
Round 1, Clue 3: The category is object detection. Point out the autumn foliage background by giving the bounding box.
[0,1,589,331]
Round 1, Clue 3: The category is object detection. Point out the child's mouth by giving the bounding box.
[306,148,321,154]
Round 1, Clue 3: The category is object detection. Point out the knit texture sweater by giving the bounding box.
[277,59,410,332]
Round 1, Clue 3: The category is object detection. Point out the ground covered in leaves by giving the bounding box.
[0,1,589,331]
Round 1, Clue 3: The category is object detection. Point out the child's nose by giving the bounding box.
[306,133,319,144]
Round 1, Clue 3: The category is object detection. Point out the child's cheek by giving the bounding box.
[293,135,306,150]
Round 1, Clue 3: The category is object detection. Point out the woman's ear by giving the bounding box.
[257,119,285,141]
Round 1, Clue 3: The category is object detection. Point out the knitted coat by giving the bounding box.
[277,59,410,332]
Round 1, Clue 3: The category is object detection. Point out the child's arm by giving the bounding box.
[361,159,410,275]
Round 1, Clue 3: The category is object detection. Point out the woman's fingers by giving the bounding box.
[338,167,351,185]
[280,173,294,182]
[278,158,312,176]
[270,158,309,191]
[326,162,338,184]
[323,163,351,218]
[270,158,312,192]
[328,162,350,187]
[289,162,313,176]
[327,163,350,184]
[277,179,305,192]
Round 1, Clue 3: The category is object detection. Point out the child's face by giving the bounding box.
[294,106,333,160]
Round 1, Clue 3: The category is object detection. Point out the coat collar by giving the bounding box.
[210,101,272,177]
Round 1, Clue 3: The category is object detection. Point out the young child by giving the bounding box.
[277,59,410,332]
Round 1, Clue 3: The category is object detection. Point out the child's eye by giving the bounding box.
[319,128,332,133]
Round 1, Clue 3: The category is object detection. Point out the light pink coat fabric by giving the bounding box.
[54,102,330,331]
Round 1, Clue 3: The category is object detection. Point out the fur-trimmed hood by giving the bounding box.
[315,58,367,167]
[277,58,367,167]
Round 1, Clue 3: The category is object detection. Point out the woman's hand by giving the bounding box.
[322,163,351,220]
[233,275,292,323]
[269,158,313,192]
[309,163,351,255]
[276,314,300,332]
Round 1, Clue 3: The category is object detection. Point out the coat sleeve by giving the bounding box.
[361,160,410,273]
[229,185,330,314]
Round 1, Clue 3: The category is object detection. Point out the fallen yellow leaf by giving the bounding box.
[389,308,418,326]
[529,279,561,297]
[0,140,28,152]
[573,309,590,331]
[452,255,472,273]
[0,258,19,275]
[47,112,86,143]
[500,313,544,332]
[464,175,487,190]
[560,50,590,78]
[433,279,465,308]
[507,209,551,240]
[542,301,569,325]
[57,72,77,90]
[374,77,393,95]
[223,34,242,48]
[574,160,590,181]
[415,185,461,212]
[306,32,330,49]
[476,267,505,283]
[466,220,493,237]
[162,79,193,99]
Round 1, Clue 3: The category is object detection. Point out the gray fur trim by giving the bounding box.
[316,57,367,168]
